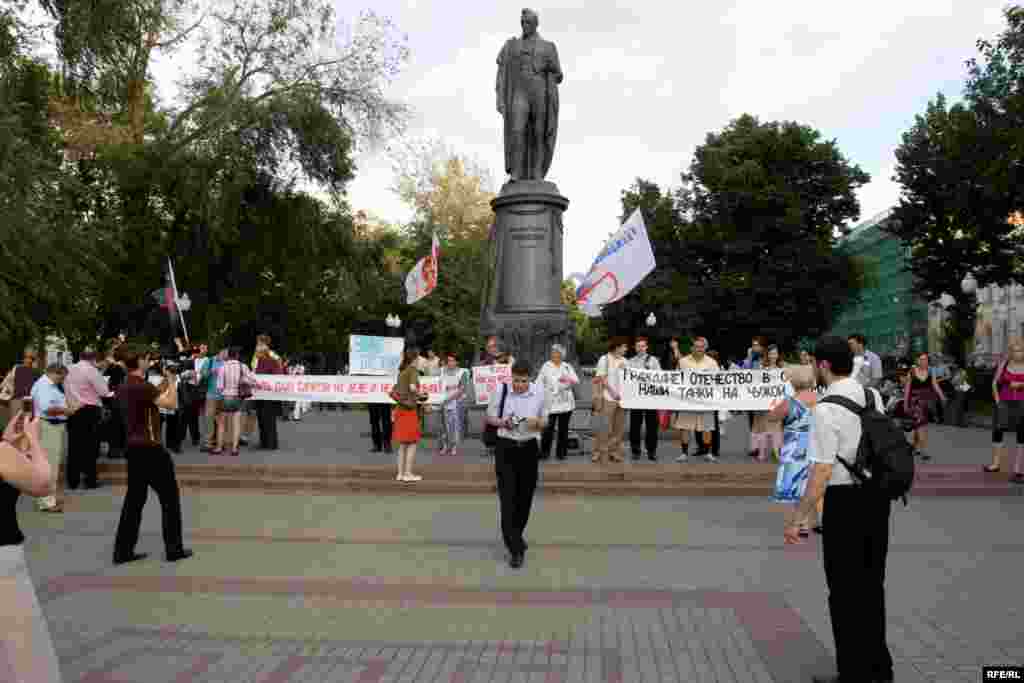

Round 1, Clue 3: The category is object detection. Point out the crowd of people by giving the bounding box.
[0,327,1018,682]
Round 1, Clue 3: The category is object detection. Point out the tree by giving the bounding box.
[383,140,496,356]
[390,137,495,240]
[0,9,105,349]
[603,115,871,360]
[883,93,1018,364]
[36,0,411,355]
[167,2,408,160]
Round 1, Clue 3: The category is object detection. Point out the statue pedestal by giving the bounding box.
[481,181,575,371]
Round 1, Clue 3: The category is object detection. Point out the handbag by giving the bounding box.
[237,379,253,400]
[482,384,509,448]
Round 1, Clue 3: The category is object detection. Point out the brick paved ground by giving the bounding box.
[15,488,1024,682]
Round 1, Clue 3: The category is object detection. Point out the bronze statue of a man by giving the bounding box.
[496,8,563,182]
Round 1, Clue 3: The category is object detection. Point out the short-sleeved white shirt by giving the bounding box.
[486,382,549,442]
[811,377,884,487]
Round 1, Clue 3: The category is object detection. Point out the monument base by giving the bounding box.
[480,180,576,371]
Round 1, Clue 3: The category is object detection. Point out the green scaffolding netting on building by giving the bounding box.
[826,210,929,359]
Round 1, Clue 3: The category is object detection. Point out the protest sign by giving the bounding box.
[349,335,404,375]
[620,367,789,411]
[472,364,512,405]
[250,374,444,405]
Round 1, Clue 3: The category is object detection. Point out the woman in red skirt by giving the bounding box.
[392,349,426,482]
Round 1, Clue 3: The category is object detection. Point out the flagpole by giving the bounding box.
[167,257,190,347]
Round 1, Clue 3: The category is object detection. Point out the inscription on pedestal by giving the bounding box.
[509,225,547,246]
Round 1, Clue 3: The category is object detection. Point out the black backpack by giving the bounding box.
[821,388,915,504]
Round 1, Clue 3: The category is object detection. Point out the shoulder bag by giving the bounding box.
[482,384,509,448]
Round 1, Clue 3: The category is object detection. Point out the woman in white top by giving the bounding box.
[537,344,579,460]
[438,353,471,456]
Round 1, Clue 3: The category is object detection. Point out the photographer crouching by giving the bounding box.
[485,361,549,569]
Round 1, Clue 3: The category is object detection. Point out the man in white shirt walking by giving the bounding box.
[486,361,549,569]
[787,336,893,683]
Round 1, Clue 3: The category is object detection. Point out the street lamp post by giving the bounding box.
[961,273,982,358]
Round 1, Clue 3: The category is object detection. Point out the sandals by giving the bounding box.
[210,448,223,455]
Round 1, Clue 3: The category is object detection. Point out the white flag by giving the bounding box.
[575,209,656,317]
[405,232,440,304]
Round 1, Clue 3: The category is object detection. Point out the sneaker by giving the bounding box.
[675,453,688,463]
[405,474,423,482]
[704,452,719,463]
[396,474,405,481]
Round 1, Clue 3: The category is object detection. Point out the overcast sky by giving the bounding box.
[146,1,1009,277]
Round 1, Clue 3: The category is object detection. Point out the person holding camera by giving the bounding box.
[0,409,65,681]
[111,345,192,565]
[486,360,549,569]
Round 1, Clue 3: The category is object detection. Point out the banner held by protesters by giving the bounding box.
[621,367,789,411]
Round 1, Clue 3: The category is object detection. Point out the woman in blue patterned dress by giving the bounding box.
[768,364,819,536]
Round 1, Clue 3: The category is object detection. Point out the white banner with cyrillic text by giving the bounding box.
[620,368,789,411]
[249,375,444,404]
[472,364,512,406]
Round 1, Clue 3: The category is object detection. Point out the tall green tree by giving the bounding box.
[0,9,105,353]
[883,93,1015,364]
[603,115,871,359]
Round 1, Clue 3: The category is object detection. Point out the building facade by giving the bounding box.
[826,209,929,361]
[930,283,1024,368]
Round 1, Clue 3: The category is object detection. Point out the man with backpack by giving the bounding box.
[786,335,913,683]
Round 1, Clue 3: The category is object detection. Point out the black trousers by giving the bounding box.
[182,399,201,444]
[161,413,182,452]
[256,401,280,449]
[541,411,572,458]
[629,409,660,456]
[67,405,102,487]
[712,411,721,456]
[113,445,185,556]
[368,404,392,450]
[494,438,540,556]
[822,485,894,681]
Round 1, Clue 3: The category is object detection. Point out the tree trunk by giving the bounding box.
[126,77,147,144]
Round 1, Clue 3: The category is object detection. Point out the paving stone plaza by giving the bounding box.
[17,413,1024,682]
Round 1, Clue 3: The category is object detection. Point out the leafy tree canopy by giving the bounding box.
[602,115,871,360]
